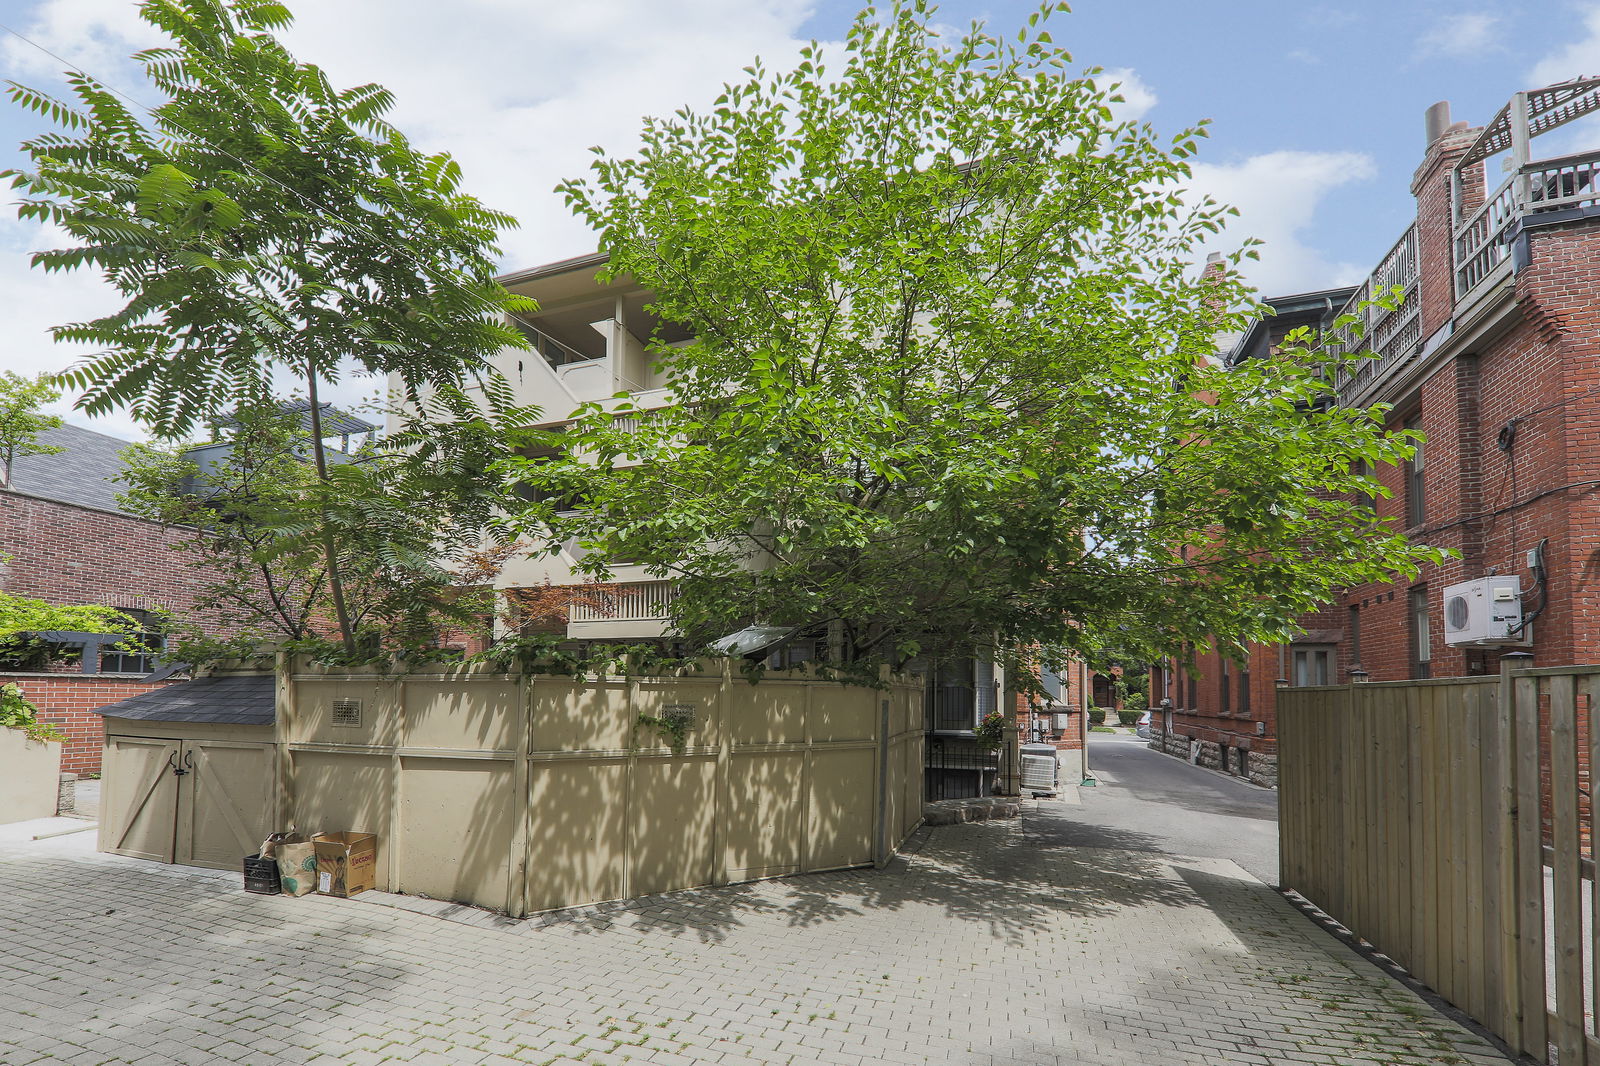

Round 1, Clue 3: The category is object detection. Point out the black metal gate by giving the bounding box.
[924,736,1008,801]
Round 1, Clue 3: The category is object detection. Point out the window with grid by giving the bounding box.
[1406,417,1425,528]
[1410,586,1432,680]
[1291,645,1334,687]
[99,609,165,674]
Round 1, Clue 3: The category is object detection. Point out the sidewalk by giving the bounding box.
[1,797,1514,1066]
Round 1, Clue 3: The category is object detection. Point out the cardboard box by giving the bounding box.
[312,832,377,898]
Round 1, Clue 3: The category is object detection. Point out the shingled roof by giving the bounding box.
[6,422,136,514]
[92,674,275,725]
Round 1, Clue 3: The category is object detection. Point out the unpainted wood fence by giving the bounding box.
[1280,662,1599,1063]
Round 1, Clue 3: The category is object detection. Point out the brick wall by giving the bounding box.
[1336,222,1600,681]
[1013,684,1085,753]
[1156,639,1285,783]
[1150,109,1600,790]
[1411,127,1481,342]
[1,491,240,775]
[0,490,221,624]
[10,674,179,775]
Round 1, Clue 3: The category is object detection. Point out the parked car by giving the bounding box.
[1135,711,1151,740]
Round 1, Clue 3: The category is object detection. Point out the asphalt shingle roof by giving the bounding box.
[92,674,276,725]
[6,423,135,515]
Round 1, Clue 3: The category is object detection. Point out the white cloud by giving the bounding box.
[1186,150,1378,297]
[0,0,162,78]
[1096,67,1158,122]
[1419,13,1503,60]
[1525,5,1600,158]
[0,0,823,437]
[272,0,820,267]
[0,218,141,438]
[1529,4,1600,85]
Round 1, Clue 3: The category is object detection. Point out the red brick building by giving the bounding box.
[1152,78,1600,787]
[1,423,218,773]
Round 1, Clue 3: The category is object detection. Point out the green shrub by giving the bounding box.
[0,683,65,744]
[1116,709,1140,727]
[1087,709,1106,726]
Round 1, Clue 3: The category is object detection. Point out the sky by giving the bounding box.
[1,0,1598,440]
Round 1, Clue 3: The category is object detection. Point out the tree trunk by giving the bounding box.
[304,371,357,656]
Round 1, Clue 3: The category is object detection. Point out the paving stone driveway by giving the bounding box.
[1,804,1511,1066]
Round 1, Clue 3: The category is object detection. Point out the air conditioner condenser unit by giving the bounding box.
[1019,743,1059,796]
[1442,576,1527,647]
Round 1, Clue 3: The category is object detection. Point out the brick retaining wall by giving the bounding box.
[8,674,178,775]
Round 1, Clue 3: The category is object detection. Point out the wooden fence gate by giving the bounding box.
[1279,662,1600,1063]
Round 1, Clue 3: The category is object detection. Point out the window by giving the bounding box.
[974,658,997,718]
[1354,459,1379,513]
[1406,417,1425,528]
[1291,645,1334,687]
[1410,586,1432,680]
[928,657,978,731]
[99,609,164,675]
[1219,657,1231,715]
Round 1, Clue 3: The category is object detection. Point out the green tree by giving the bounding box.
[0,591,131,639]
[517,0,1442,675]
[5,0,532,654]
[0,371,64,489]
[118,404,514,664]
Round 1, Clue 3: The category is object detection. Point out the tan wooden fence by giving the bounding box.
[277,657,924,917]
[1280,661,1600,1063]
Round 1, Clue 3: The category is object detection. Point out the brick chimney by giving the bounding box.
[1411,100,1481,340]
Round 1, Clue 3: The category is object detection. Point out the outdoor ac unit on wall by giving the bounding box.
[1442,576,1526,647]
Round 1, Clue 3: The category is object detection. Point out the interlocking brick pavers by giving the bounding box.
[0,806,1512,1066]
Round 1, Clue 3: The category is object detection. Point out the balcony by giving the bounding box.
[1453,78,1600,304]
[1330,225,1423,408]
[1454,150,1600,297]
[1332,77,1600,408]
[567,580,677,639]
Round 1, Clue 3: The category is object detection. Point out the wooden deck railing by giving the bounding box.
[1329,225,1423,408]
[1454,149,1600,302]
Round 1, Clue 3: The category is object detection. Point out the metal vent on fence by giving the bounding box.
[660,703,697,730]
[331,698,362,727]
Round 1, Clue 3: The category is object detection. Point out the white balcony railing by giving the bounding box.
[1453,150,1600,300]
[568,580,676,624]
[1330,224,1423,407]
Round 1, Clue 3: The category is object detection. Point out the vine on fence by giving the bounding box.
[635,704,697,755]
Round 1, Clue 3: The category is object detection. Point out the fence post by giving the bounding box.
[875,666,892,868]
[712,659,734,886]
[274,652,294,833]
[1501,651,1545,1057]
